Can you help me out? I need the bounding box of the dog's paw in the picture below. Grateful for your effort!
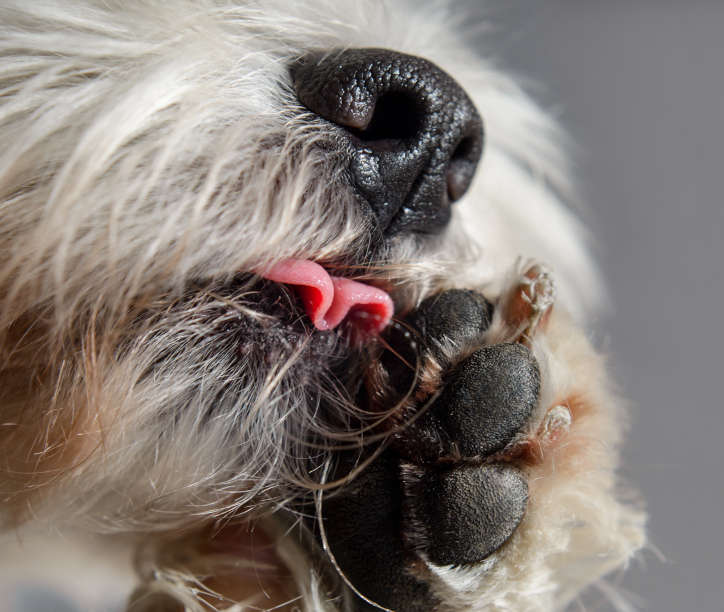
[381,290,539,464]
[320,288,544,611]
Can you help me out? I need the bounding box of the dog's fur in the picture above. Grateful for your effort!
[0,1,645,610]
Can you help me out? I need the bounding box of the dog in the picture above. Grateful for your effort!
[0,1,645,610]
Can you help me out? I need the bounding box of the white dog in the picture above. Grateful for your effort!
[0,1,645,610]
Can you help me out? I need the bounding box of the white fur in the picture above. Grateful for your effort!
[0,1,644,610]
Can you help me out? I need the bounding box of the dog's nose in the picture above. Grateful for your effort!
[292,49,483,236]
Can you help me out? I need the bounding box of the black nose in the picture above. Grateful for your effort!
[292,48,484,237]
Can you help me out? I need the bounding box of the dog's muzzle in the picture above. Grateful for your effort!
[292,48,484,237]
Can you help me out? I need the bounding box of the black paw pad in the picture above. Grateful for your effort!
[323,453,440,612]
[390,345,539,464]
[404,463,528,566]
[406,289,494,357]
[430,343,539,457]
[383,289,493,368]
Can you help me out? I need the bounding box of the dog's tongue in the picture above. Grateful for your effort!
[262,259,393,333]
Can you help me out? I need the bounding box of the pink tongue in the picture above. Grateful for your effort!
[262,259,393,333]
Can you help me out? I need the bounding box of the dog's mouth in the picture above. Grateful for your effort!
[260,258,394,336]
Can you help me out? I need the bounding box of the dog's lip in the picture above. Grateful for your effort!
[260,258,394,333]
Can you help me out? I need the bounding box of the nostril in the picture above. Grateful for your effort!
[352,92,423,145]
[447,132,482,202]
[451,136,475,162]
[446,160,471,203]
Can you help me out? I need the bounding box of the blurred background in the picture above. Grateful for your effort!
[479,2,724,611]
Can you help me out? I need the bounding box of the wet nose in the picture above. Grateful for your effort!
[291,48,484,237]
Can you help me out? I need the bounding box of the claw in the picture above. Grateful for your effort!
[503,263,556,346]
[538,403,572,444]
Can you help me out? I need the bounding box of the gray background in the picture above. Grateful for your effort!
[477,2,724,611]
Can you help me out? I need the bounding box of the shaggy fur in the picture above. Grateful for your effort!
[0,1,645,610]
